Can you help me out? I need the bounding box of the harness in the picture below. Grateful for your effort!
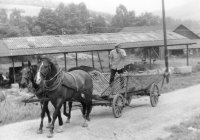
[66,72,78,92]
[42,69,62,91]
[42,69,79,92]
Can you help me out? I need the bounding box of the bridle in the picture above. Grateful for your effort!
[39,61,63,91]
[22,67,34,84]
[20,66,38,94]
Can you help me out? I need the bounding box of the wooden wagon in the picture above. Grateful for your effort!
[89,70,165,118]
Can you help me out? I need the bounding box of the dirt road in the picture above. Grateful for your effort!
[1,84,200,140]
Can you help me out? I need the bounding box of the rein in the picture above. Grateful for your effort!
[42,69,63,91]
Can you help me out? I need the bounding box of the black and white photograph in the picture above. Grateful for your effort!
[0,0,200,139]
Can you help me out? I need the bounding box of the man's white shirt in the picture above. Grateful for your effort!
[109,49,126,70]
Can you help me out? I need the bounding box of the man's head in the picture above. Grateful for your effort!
[115,43,121,52]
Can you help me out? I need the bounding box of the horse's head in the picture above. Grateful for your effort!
[20,61,35,88]
[35,58,57,85]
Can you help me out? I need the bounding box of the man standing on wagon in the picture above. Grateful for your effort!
[109,43,127,87]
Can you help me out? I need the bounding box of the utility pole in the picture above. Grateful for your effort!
[162,0,169,83]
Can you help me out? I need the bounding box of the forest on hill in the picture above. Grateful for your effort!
[0,1,199,38]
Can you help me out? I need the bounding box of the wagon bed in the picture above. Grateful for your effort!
[89,70,165,117]
[90,70,163,97]
[22,70,165,118]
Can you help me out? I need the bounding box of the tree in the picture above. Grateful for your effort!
[127,11,136,26]
[0,24,9,38]
[111,4,129,28]
[32,25,42,36]
[54,3,66,34]
[24,16,37,33]
[37,8,59,35]
[6,26,21,37]
[135,12,161,26]
[92,16,107,33]
[0,9,8,23]
[78,2,89,26]
[9,9,22,26]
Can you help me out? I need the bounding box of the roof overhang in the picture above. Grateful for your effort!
[0,31,196,57]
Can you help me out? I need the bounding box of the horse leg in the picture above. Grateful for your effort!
[84,90,93,122]
[55,110,63,133]
[66,101,72,123]
[45,101,52,128]
[80,101,88,127]
[85,100,92,121]
[37,102,46,134]
[63,101,69,123]
[47,98,63,138]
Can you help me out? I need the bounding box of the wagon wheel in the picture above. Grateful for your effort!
[112,94,124,118]
[149,83,159,107]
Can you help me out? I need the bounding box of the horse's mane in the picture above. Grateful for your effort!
[40,57,53,64]
[68,66,100,72]
[68,67,85,72]
[41,57,59,71]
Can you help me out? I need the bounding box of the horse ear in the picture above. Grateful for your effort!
[28,61,31,67]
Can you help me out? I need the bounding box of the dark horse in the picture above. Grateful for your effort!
[20,61,72,134]
[35,58,93,138]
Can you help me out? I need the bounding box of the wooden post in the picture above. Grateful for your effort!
[11,57,16,83]
[91,51,94,68]
[36,55,40,63]
[186,45,189,66]
[64,53,67,71]
[162,0,169,82]
[97,51,103,72]
[75,52,78,67]
[149,48,152,69]
[108,50,111,69]
[21,56,24,67]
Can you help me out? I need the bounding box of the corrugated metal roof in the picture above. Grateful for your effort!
[120,25,176,32]
[0,31,195,57]
[168,39,200,50]
[174,24,200,39]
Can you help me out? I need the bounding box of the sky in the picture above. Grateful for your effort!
[53,0,188,15]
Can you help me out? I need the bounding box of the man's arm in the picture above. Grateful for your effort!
[119,49,126,59]
[109,51,113,64]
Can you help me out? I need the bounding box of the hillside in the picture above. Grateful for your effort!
[167,0,200,21]
[154,0,200,21]
[0,0,55,8]
[0,0,113,20]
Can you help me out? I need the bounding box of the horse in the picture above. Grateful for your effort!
[20,61,71,134]
[35,58,93,138]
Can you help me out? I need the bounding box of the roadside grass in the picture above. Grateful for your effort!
[0,98,41,125]
[158,115,200,140]
[0,91,55,126]
[160,72,200,94]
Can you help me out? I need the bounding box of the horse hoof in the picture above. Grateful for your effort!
[66,119,70,123]
[86,117,91,121]
[37,129,43,134]
[56,128,63,133]
[47,132,53,138]
[46,123,51,128]
[82,123,88,127]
